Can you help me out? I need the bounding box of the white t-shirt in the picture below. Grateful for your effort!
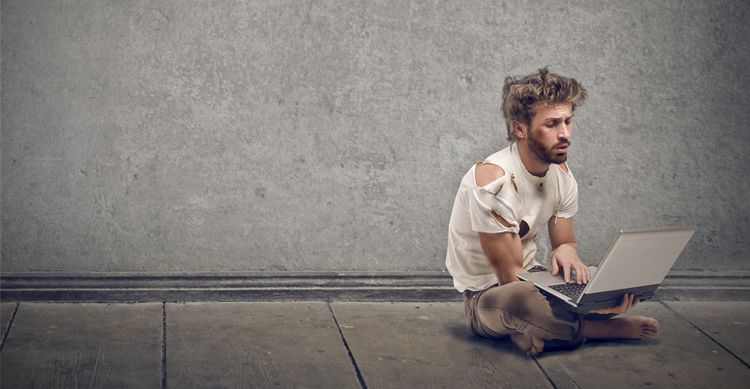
[445,143,579,292]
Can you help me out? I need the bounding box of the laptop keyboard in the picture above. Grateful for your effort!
[549,283,586,300]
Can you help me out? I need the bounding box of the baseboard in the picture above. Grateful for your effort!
[1,271,748,302]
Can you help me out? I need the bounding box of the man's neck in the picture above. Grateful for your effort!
[516,141,549,177]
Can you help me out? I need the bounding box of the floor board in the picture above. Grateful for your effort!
[0,302,162,389]
[331,301,553,389]
[0,302,16,341]
[535,302,750,389]
[665,301,750,365]
[166,302,360,389]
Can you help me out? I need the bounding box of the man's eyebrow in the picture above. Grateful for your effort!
[544,115,574,122]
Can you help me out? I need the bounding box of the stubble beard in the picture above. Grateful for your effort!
[528,131,569,165]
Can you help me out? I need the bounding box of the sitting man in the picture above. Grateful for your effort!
[445,67,659,356]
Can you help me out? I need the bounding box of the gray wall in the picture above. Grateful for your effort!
[2,0,748,273]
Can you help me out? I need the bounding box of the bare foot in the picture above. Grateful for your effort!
[510,332,544,356]
[584,315,660,340]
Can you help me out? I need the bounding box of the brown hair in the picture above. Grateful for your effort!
[501,66,587,141]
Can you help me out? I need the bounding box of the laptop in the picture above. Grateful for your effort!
[517,226,696,313]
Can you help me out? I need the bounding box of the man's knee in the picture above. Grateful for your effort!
[477,281,544,317]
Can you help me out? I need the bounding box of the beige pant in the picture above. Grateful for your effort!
[463,281,585,349]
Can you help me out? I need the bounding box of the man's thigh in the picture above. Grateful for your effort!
[465,282,540,338]
[468,281,582,341]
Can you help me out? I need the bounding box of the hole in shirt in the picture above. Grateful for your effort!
[519,220,530,238]
[490,211,512,228]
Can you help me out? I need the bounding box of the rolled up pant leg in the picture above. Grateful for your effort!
[464,281,584,348]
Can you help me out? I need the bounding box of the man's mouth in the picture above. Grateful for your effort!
[554,144,570,152]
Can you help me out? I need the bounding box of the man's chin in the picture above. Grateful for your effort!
[549,153,568,164]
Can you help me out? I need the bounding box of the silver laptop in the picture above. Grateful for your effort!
[517,226,696,313]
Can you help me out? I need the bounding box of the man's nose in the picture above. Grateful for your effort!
[558,124,571,140]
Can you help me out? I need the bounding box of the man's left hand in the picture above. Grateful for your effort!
[589,293,639,315]
[551,244,590,284]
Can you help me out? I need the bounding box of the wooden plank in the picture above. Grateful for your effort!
[1,302,16,338]
[331,302,552,389]
[535,302,750,388]
[166,302,360,388]
[665,301,750,365]
[0,302,162,388]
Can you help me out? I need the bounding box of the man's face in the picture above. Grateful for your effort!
[524,102,573,165]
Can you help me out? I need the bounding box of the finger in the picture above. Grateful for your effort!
[574,264,582,284]
[562,264,570,283]
[632,296,639,309]
[584,266,591,284]
[626,294,635,311]
[622,294,632,312]
[551,257,559,276]
[617,294,629,312]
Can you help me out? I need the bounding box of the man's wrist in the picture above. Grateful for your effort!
[497,266,526,285]
[555,242,578,251]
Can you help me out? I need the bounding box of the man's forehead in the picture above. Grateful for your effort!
[532,102,573,120]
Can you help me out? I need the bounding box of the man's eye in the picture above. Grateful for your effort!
[546,123,555,128]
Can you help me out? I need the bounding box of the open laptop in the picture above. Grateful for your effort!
[517,226,696,313]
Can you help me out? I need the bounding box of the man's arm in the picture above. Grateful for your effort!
[475,162,525,284]
[548,217,590,284]
[478,231,525,285]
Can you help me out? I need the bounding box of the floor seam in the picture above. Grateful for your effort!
[327,302,368,389]
[161,302,168,389]
[0,302,20,351]
[660,301,749,369]
[531,356,559,389]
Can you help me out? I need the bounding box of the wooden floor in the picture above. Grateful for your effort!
[0,301,748,388]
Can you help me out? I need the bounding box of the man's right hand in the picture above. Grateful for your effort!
[588,293,639,315]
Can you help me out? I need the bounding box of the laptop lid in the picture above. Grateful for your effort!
[583,226,696,296]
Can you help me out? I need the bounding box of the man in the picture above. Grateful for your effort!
[445,67,659,356]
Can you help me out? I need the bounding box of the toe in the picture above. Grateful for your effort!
[529,337,544,356]
[511,333,544,356]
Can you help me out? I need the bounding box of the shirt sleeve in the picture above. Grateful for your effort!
[467,173,522,234]
[554,172,578,219]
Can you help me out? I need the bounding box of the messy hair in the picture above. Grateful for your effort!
[501,66,587,141]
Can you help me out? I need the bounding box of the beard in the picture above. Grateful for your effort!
[527,131,569,165]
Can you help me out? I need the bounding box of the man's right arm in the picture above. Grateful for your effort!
[474,162,525,285]
[479,231,525,284]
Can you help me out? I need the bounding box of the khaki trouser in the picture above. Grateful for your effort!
[463,281,585,350]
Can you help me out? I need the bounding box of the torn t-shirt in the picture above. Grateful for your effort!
[445,142,579,292]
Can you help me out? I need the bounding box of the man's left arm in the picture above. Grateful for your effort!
[548,217,590,284]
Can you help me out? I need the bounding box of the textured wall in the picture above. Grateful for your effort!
[2,0,748,272]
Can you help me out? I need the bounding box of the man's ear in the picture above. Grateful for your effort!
[513,121,528,140]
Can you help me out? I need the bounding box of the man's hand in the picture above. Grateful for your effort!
[589,293,639,315]
[550,244,590,284]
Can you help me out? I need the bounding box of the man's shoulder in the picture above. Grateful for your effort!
[475,145,515,187]
[551,162,578,200]
[552,162,576,181]
[475,162,506,187]
[483,144,513,165]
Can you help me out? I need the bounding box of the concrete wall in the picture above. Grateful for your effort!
[2,0,748,273]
